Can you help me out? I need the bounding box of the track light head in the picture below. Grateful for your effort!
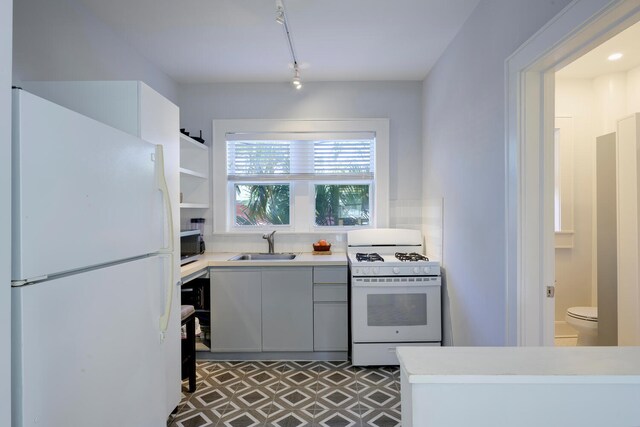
[275,0,285,24]
[292,66,302,89]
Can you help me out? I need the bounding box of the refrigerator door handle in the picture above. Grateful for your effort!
[155,145,176,340]
[155,145,174,253]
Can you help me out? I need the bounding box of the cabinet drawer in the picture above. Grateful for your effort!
[313,284,347,302]
[313,267,347,284]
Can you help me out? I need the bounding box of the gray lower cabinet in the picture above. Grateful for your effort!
[210,270,262,352]
[262,268,313,351]
[314,302,348,351]
[209,265,347,355]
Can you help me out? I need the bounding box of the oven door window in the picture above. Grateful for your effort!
[367,294,427,326]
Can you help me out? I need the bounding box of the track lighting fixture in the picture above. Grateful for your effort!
[275,0,303,90]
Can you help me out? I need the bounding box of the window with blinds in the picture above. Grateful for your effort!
[226,133,375,228]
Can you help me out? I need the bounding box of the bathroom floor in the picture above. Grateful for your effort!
[168,360,401,427]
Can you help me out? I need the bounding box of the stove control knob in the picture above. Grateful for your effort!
[354,268,361,275]
[363,267,370,274]
[373,267,380,275]
[393,267,400,274]
[413,267,420,274]
[423,267,431,274]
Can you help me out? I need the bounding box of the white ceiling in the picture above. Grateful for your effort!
[75,0,480,84]
[557,20,640,79]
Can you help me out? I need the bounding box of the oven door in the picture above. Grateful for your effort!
[351,276,441,343]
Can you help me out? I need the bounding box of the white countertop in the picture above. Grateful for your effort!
[397,346,640,384]
[181,252,348,278]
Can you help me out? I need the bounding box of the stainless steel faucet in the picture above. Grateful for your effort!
[263,230,276,254]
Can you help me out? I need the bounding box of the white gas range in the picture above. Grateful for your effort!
[347,229,442,366]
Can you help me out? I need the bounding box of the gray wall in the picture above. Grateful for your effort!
[178,81,424,203]
[421,0,572,345]
[1,0,11,424]
[12,0,178,103]
[597,133,617,346]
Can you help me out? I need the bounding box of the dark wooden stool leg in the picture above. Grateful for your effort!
[186,315,196,392]
[181,312,197,393]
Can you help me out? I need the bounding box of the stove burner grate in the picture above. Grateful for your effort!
[355,253,384,262]
[395,252,429,262]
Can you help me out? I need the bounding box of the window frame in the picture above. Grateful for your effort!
[553,117,575,249]
[212,119,390,233]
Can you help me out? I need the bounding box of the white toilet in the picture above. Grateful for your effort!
[565,306,598,346]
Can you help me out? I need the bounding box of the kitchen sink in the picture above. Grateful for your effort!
[229,253,297,261]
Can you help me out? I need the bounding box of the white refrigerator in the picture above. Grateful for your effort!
[11,89,179,426]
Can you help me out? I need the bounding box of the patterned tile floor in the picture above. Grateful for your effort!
[168,361,401,427]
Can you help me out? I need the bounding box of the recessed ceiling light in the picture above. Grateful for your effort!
[608,52,623,61]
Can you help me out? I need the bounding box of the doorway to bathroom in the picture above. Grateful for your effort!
[505,0,640,346]
[552,20,640,347]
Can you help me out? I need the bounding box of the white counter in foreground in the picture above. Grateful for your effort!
[397,346,640,427]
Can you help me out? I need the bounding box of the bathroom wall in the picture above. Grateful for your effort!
[628,67,640,113]
[593,72,629,135]
[555,64,640,322]
[555,78,596,321]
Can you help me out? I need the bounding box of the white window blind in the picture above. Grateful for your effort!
[313,141,372,176]
[226,133,375,181]
[227,140,291,178]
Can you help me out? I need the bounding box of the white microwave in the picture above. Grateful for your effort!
[180,230,205,265]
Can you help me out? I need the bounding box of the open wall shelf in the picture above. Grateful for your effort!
[180,133,210,209]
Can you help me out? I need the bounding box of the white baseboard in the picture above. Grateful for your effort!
[555,320,577,338]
